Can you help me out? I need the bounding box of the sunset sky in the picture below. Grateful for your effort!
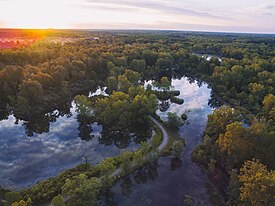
[0,0,275,33]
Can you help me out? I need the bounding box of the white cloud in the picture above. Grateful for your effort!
[0,1,274,34]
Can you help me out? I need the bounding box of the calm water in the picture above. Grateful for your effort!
[0,77,222,205]
[0,88,139,189]
[106,77,217,206]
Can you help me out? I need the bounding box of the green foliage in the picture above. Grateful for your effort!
[130,59,146,73]
[11,198,32,206]
[193,105,275,205]
[142,50,158,66]
[95,86,157,130]
[51,195,65,206]
[226,169,241,206]
[263,94,275,130]
[74,95,93,116]
[20,164,96,205]
[205,106,241,141]
[62,174,102,206]
[98,157,116,176]
[119,151,133,175]
[1,30,275,206]
[151,128,162,149]
[171,140,185,158]
[118,70,141,93]
[107,76,118,93]
[239,159,275,206]
[170,96,184,104]
[181,113,188,121]
[5,191,22,206]
[183,194,193,206]
[166,112,184,128]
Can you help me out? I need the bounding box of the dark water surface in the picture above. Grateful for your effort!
[0,88,139,189]
[106,77,216,206]
[0,77,222,206]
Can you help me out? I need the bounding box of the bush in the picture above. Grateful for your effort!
[170,96,184,104]
[51,194,65,206]
[5,191,22,205]
[171,140,185,158]
[166,112,183,128]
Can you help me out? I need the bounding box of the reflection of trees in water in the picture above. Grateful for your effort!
[21,102,72,137]
[0,106,9,121]
[99,129,131,149]
[133,161,159,185]
[98,189,118,206]
[99,161,159,205]
[170,157,182,171]
[121,177,133,197]
[159,100,170,112]
[98,123,152,149]
[23,115,50,137]
[77,115,94,141]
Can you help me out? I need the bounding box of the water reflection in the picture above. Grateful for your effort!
[100,161,159,206]
[0,87,144,189]
[99,123,152,149]
[105,76,221,206]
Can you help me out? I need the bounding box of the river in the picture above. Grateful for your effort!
[102,76,221,206]
[0,88,141,189]
[0,76,223,205]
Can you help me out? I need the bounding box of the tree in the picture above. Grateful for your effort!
[0,65,23,96]
[51,195,65,206]
[142,50,158,66]
[171,140,185,158]
[120,151,133,175]
[153,76,171,91]
[62,174,102,206]
[156,57,173,72]
[226,169,241,206]
[263,94,275,130]
[18,80,44,107]
[107,76,118,93]
[118,70,141,93]
[205,107,241,140]
[11,198,32,206]
[239,159,275,206]
[118,75,131,93]
[5,191,22,206]
[123,70,141,85]
[166,112,183,128]
[98,157,116,176]
[95,88,157,130]
[217,122,253,169]
[130,59,146,73]
[74,95,93,116]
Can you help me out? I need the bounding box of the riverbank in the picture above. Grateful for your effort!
[2,114,178,206]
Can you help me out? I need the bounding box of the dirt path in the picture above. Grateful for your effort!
[46,115,169,205]
[149,116,169,152]
[111,115,169,178]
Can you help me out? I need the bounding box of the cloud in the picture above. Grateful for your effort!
[236,1,275,16]
[73,20,275,34]
[0,1,275,37]
[154,21,275,33]
[84,0,229,20]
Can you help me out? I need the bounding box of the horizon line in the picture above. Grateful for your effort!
[0,27,275,35]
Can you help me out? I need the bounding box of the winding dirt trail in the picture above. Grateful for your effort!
[111,115,169,178]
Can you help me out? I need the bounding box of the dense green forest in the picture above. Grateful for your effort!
[0,30,274,206]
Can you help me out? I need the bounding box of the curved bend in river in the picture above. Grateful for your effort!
[106,76,221,206]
